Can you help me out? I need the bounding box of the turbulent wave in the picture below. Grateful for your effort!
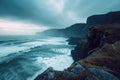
[0,37,74,80]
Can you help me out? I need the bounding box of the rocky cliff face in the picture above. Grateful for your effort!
[66,20,120,62]
[71,24,120,61]
[35,24,120,80]
[34,11,120,80]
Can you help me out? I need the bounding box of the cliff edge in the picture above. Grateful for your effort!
[34,11,120,80]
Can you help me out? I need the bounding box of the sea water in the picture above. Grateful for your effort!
[0,37,74,80]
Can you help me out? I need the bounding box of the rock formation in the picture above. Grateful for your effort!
[35,11,120,80]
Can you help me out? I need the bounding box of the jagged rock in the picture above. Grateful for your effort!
[90,24,120,44]
[35,62,119,80]
[80,41,120,78]
[71,24,120,62]
[35,67,57,80]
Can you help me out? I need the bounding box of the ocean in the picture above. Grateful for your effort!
[0,37,74,80]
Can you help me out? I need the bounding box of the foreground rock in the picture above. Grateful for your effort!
[35,60,119,80]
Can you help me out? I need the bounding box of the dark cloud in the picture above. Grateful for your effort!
[0,0,68,28]
[0,0,120,28]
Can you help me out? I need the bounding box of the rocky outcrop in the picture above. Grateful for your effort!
[66,37,87,45]
[71,24,120,61]
[80,41,120,78]
[67,37,88,61]
[89,24,120,44]
[35,60,119,80]
[71,41,89,61]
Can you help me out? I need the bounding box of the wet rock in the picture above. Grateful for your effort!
[35,67,57,80]
[35,62,119,80]
[88,68,119,80]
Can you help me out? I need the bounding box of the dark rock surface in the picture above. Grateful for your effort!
[67,37,87,45]
[71,41,88,61]
[71,24,120,61]
[35,62,119,80]
[79,24,120,79]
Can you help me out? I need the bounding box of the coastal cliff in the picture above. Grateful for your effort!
[34,11,120,80]
[37,23,87,38]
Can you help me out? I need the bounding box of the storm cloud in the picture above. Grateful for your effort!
[0,0,120,28]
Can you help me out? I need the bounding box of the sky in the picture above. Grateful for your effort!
[0,0,120,35]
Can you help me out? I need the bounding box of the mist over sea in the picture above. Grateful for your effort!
[0,36,74,80]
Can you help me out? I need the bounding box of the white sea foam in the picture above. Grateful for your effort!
[0,37,68,58]
[36,55,73,71]
[0,46,28,58]
[51,48,71,55]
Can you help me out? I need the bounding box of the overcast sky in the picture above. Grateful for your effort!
[0,0,120,35]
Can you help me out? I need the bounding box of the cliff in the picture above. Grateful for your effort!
[34,11,120,80]
[71,24,120,61]
[35,24,120,80]
[37,23,87,38]
[38,11,120,38]
[70,11,120,61]
[80,24,120,77]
